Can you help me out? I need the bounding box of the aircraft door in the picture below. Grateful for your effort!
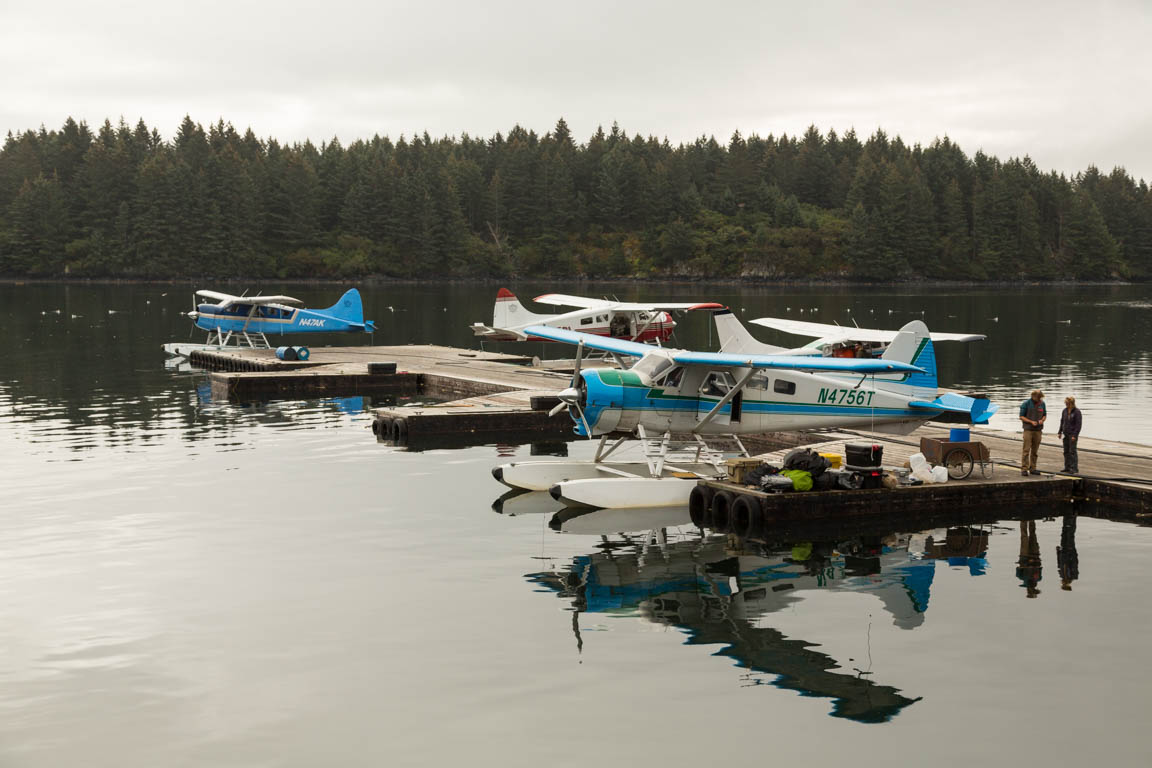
[698,370,738,427]
[609,313,631,338]
[652,365,697,421]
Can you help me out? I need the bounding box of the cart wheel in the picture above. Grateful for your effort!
[946,448,974,479]
[979,460,995,479]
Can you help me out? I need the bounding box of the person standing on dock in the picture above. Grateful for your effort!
[1057,396,1082,474]
[1019,389,1047,476]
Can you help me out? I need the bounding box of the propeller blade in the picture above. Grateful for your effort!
[574,403,593,439]
[570,341,584,387]
[548,401,568,417]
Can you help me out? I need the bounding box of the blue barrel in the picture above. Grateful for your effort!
[294,346,310,361]
[275,346,298,361]
[949,427,971,442]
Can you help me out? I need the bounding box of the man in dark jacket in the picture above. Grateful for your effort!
[1057,396,1082,473]
[1018,389,1046,476]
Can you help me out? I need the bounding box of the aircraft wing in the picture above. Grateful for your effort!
[196,289,240,302]
[531,294,725,313]
[194,290,302,306]
[522,326,923,374]
[532,294,615,310]
[244,295,303,305]
[670,350,923,374]
[613,302,727,312]
[751,317,985,343]
[522,326,656,356]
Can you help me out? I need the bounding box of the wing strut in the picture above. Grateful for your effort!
[693,369,755,433]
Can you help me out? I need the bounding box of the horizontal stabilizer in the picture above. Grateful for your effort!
[908,393,999,424]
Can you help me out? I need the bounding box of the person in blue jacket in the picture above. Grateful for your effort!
[1057,396,1082,474]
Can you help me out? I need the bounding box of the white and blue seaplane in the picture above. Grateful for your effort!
[163,288,376,357]
[494,310,997,509]
[716,313,986,358]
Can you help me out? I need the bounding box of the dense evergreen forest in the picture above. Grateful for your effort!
[1,116,1150,281]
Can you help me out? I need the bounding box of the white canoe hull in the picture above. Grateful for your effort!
[549,477,701,509]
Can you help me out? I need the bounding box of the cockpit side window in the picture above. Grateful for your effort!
[700,371,734,397]
[662,366,684,389]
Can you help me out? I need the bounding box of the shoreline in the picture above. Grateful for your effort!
[0,276,1144,288]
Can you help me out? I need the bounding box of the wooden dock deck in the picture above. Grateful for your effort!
[694,423,1152,536]
[182,344,1152,514]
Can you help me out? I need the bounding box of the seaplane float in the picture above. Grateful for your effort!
[493,310,997,509]
[162,288,376,357]
[470,288,724,344]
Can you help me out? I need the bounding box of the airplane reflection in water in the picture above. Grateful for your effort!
[525,507,1027,724]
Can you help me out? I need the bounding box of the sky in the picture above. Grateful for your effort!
[2,0,1150,180]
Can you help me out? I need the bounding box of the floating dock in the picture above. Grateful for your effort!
[693,423,1152,536]
[180,343,1152,514]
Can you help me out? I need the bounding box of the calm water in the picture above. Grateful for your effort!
[1,282,1151,766]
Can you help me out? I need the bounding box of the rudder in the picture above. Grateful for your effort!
[881,320,937,394]
[714,309,788,354]
[324,288,365,323]
[492,288,544,328]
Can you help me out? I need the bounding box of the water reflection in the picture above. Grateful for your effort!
[528,510,1082,724]
[1058,514,1079,591]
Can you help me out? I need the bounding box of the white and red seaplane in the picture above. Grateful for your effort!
[470,289,724,344]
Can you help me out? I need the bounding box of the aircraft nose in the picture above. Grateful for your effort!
[186,311,199,319]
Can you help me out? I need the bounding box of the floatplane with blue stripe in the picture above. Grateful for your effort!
[494,311,997,508]
[162,288,376,356]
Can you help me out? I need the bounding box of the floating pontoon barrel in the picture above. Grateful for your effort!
[275,346,298,361]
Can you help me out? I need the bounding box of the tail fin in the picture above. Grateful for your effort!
[324,288,366,323]
[881,320,937,395]
[492,288,545,328]
[714,309,789,354]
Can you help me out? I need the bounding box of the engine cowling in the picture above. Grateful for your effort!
[572,368,653,436]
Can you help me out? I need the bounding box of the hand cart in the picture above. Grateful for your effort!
[919,437,993,480]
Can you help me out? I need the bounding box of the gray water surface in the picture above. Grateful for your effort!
[1,283,1150,766]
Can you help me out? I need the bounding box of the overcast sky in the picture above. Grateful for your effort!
[3,0,1150,180]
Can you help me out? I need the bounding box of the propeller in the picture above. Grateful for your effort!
[187,293,198,338]
[548,340,593,437]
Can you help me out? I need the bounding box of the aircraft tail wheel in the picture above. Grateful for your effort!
[710,491,736,532]
[689,485,715,527]
[733,494,762,538]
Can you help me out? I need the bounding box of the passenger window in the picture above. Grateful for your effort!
[749,371,771,389]
[774,379,796,395]
[580,317,593,325]
[663,367,685,389]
